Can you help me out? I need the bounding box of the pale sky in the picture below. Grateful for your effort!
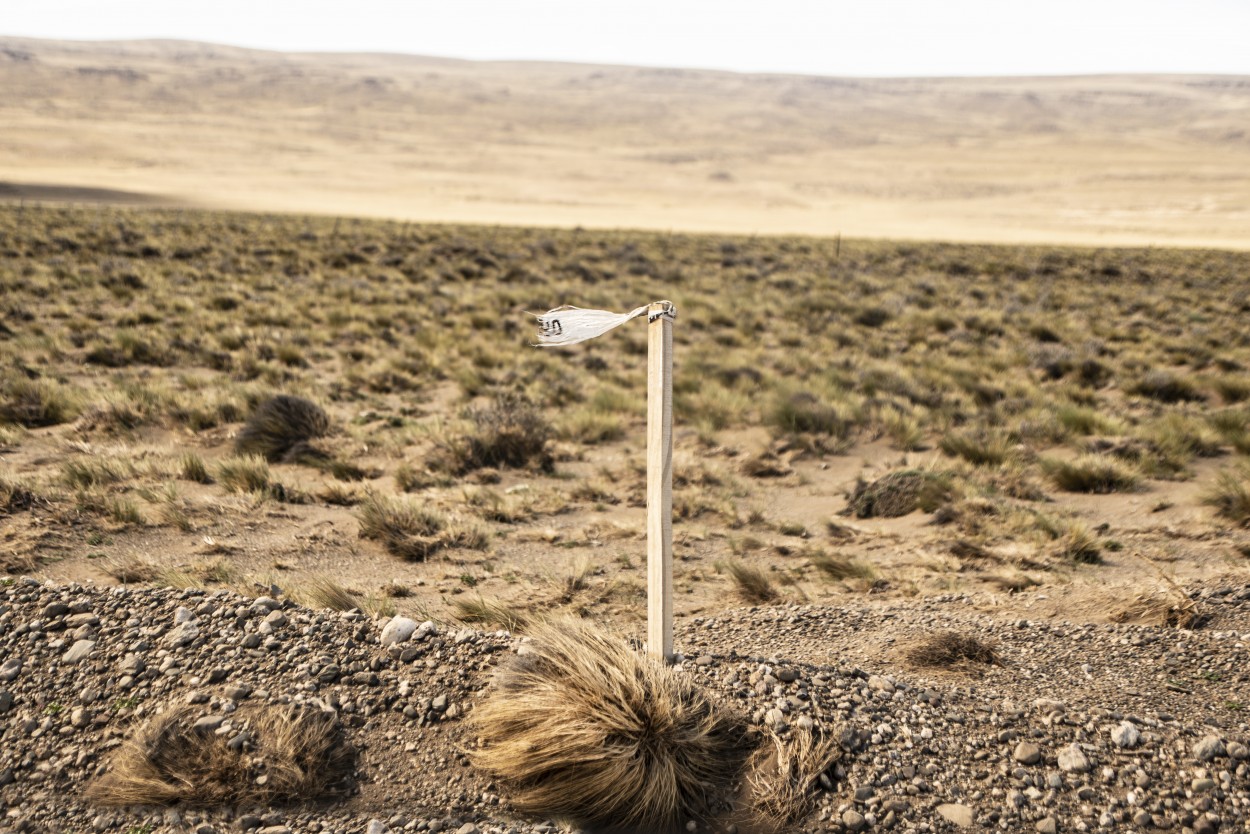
[5,0,1250,77]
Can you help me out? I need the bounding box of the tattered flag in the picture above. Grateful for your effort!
[533,301,675,347]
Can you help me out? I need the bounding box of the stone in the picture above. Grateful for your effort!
[1058,743,1090,774]
[415,620,438,640]
[70,707,91,728]
[165,621,199,647]
[867,675,895,693]
[937,803,975,828]
[1227,740,1248,760]
[1132,810,1153,828]
[173,606,195,624]
[264,610,288,628]
[1014,741,1042,765]
[193,715,226,733]
[366,821,388,834]
[380,617,418,646]
[42,602,70,618]
[0,690,12,713]
[777,668,799,683]
[62,639,96,664]
[764,708,788,730]
[1035,816,1057,834]
[455,826,480,834]
[1193,735,1226,762]
[842,809,867,831]
[1110,721,1140,749]
[0,657,20,682]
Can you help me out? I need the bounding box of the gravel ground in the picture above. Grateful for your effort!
[1,579,1248,834]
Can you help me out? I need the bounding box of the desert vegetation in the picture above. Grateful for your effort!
[0,204,1247,626]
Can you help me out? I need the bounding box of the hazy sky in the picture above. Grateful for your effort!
[6,0,1250,77]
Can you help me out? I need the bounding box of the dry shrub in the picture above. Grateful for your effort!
[1204,466,1250,526]
[87,704,354,807]
[0,376,79,427]
[0,477,39,515]
[1043,454,1141,494]
[454,595,531,632]
[844,470,953,519]
[1110,592,1203,628]
[234,394,330,462]
[906,631,999,667]
[747,729,841,830]
[432,394,553,474]
[471,618,754,832]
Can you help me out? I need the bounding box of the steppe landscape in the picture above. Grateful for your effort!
[0,36,1248,834]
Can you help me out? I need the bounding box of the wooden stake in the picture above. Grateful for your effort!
[646,302,674,661]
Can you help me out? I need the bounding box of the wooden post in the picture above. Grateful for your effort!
[646,302,674,661]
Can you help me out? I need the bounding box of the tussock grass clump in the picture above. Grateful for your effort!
[356,493,488,560]
[295,574,363,611]
[769,391,857,448]
[1043,454,1141,493]
[179,452,212,484]
[454,595,531,632]
[810,553,877,583]
[216,455,272,495]
[906,631,999,667]
[433,394,553,474]
[939,429,1012,467]
[0,376,79,427]
[844,470,954,518]
[234,394,330,462]
[1055,522,1103,564]
[471,618,754,832]
[0,476,39,515]
[86,704,354,807]
[1204,466,1250,525]
[1129,370,1205,404]
[720,560,779,603]
[748,729,841,829]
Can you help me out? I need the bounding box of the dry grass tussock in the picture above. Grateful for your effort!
[843,469,954,519]
[747,729,842,831]
[905,631,999,667]
[234,394,329,462]
[86,703,354,807]
[471,618,754,832]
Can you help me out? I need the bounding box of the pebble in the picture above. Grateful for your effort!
[1193,735,1226,762]
[1014,741,1042,765]
[842,809,867,831]
[380,617,418,645]
[62,639,95,664]
[1110,720,1140,749]
[1057,743,1090,774]
[937,803,975,828]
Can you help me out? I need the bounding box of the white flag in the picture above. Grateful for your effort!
[533,301,674,347]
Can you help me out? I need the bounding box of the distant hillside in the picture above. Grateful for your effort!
[2,36,1249,247]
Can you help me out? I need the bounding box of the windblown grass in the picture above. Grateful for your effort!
[471,618,754,832]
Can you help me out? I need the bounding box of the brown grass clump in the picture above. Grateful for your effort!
[234,394,330,462]
[0,376,79,427]
[905,631,999,667]
[1110,592,1203,628]
[747,729,841,830]
[432,394,553,474]
[86,704,354,807]
[721,560,779,603]
[356,493,488,560]
[471,618,754,832]
[843,470,953,519]
[1203,466,1250,526]
[1042,454,1141,494]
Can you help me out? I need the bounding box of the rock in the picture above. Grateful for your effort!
[380,617,418,646]
[366,821,388,834]
[777,668,799,683]
[1110,721,1140,749]
[193,715,226,733]
[1191,778,1215,792]
[1035,816,1057,834]
[1132,809,1153,828]
[415,620,438,640]
[42,602,70,618]
[1193,735,1226,762]
[1014,741,1042,765]
[0,690,11,713]
[0,657,19,682]
[842,809,867,831]
[173,606,195,624]
[225,684,253,700]
[264,610,288,628]
[455,826,480,834]
[937,803,975,828]
[62,639,95,664]
[70,707,91,728]
[1057,744,1090,773]
[867,675,895,693]
[1227,740,1248,760]
[165,621,199,648]
[764,708,788,730]
[118,654,145,676]
[1193,816,1218,834]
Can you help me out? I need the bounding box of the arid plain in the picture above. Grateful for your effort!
[2,37,1250,248]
